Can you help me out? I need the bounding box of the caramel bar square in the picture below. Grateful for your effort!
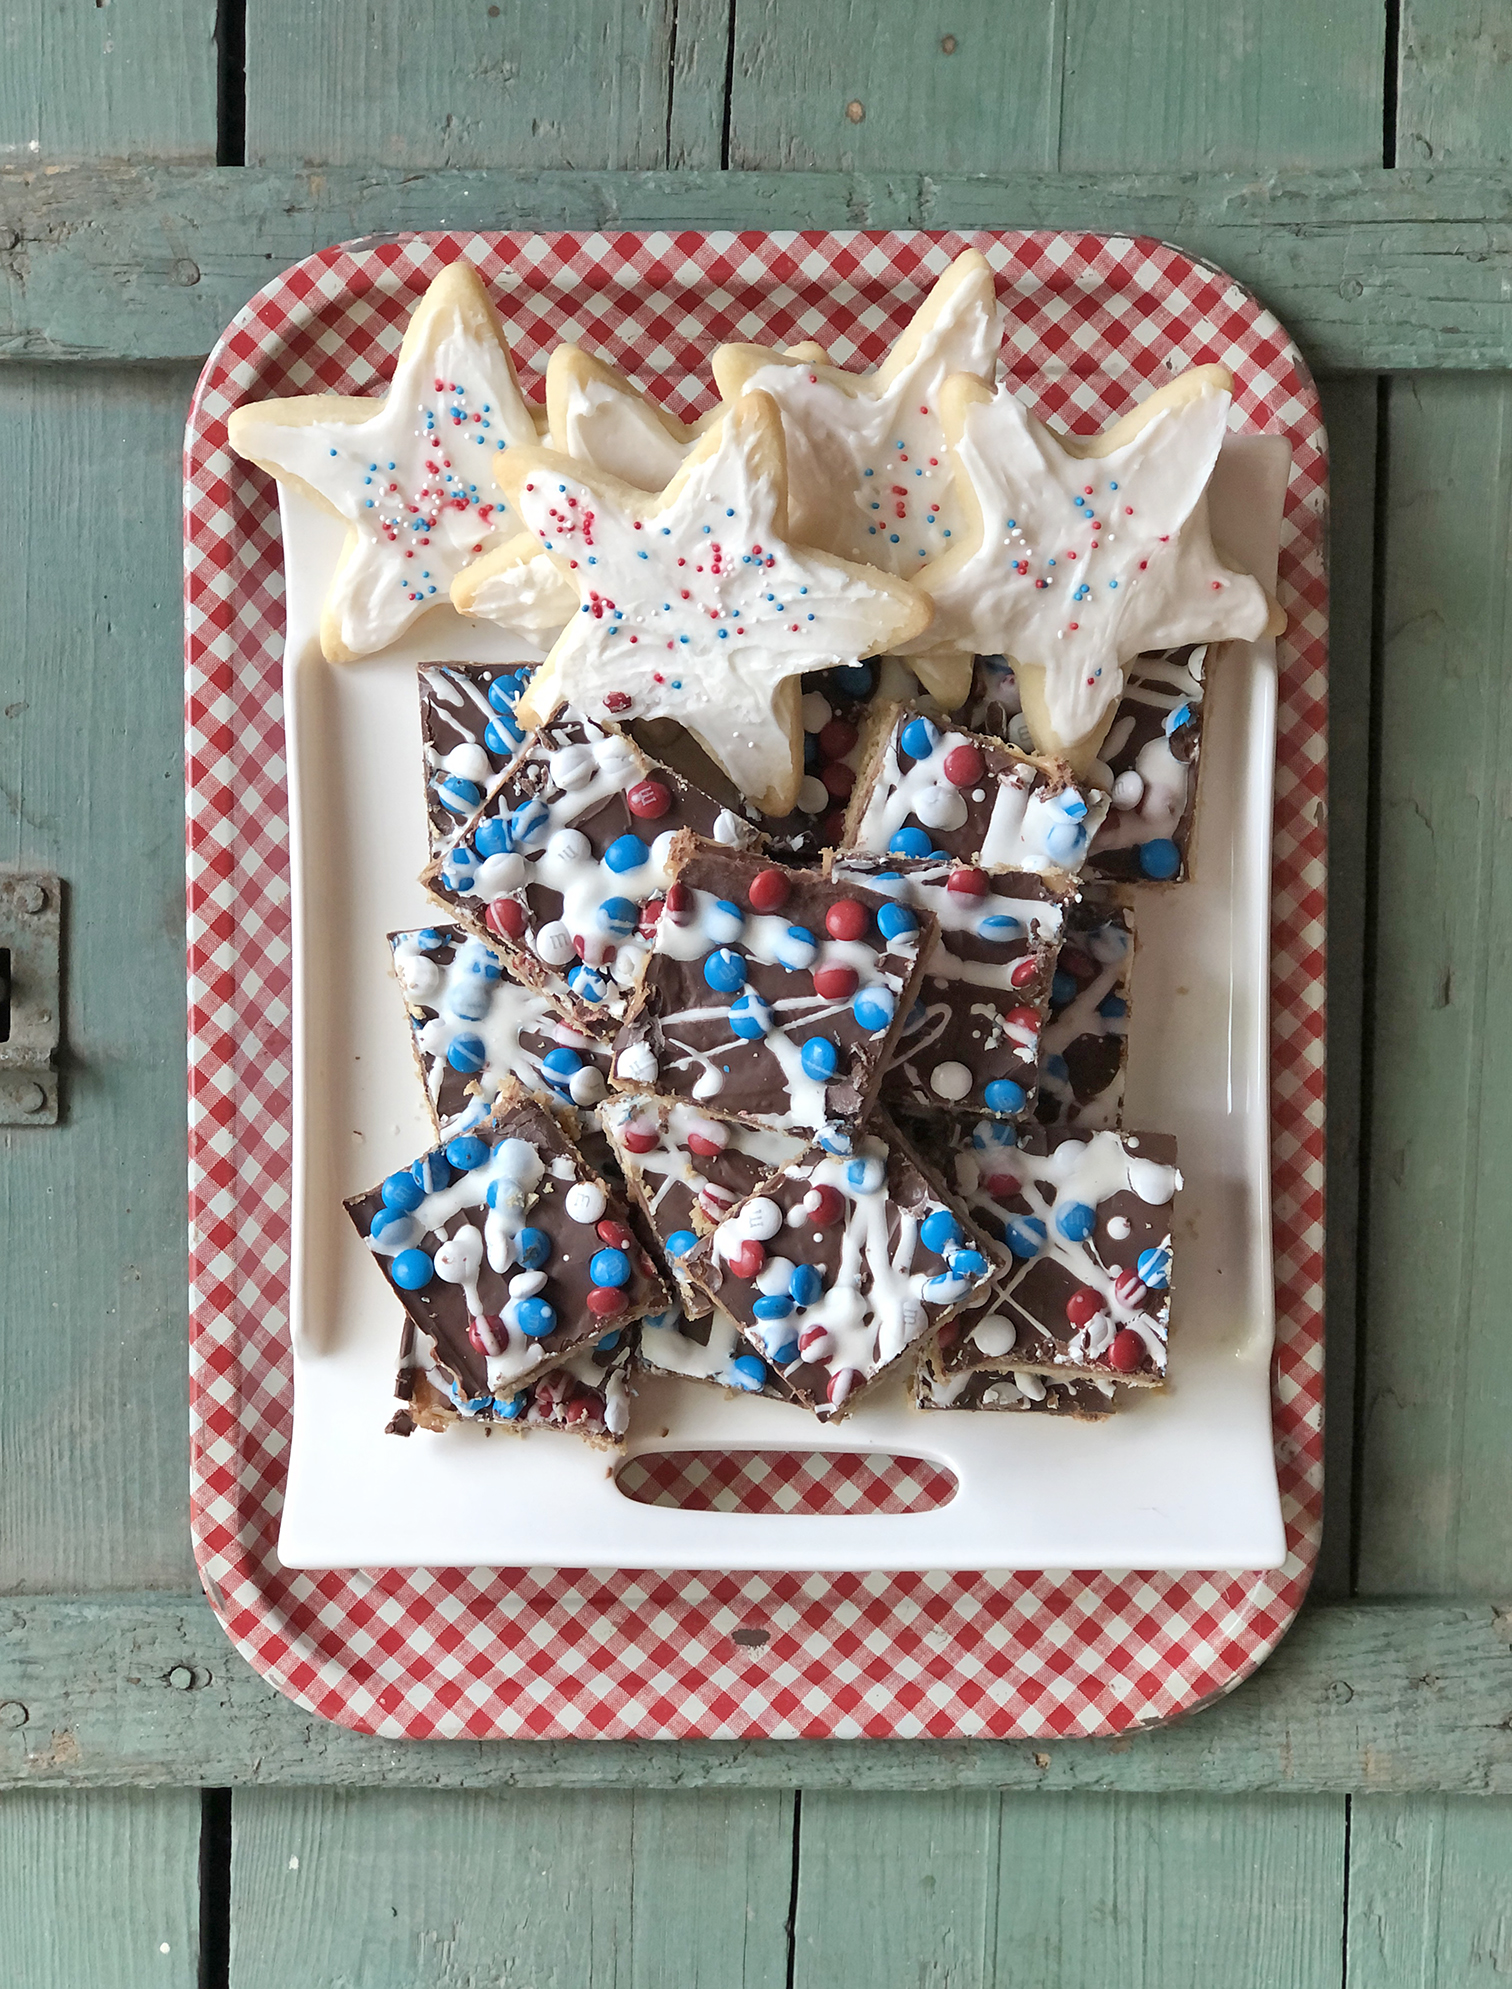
[419,662,536,855]
[422,718,760,1027]
[830,853,1071,1119]
[347,1082,669,1417]
[684,1121,1000,1421]
[634,1303,791,1399]
[599,1093,807,1316]
[389,1318,635,1445]
[843,705,1108,876]
[924,1117,1180,1387]
[390,926,613,1136]
[1035,888,1134,1130]
[611,835,936,1138]
[914,1361,1117,1417]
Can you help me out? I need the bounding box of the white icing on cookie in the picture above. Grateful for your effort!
[495,392,932,815]
[452,533,579,645]
[712,249,1003,576]
[899,369,1272,752]
[228,262,538,662]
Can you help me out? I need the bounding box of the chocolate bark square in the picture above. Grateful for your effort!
[1035,888,1134,1130]
[611,835,936,1139]
[967,648,1205,885]
[599,1093,807,1316]
[683,1121,1000,1421]
[419,661,537,855]
[843,704,1108,876]
[388,1318,635,1444]
[914,1361,1117,1417]
[635,1303,791,1399]
[347,1082,669,1418]
[920,1117,1180,1387]
[829,853,1071,1119]
[390,926,613,1135]
[421,717,760,1028]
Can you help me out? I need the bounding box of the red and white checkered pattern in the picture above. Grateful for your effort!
[185,229,1326,1741]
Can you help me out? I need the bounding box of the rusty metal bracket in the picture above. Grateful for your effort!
[0,870,61,1125]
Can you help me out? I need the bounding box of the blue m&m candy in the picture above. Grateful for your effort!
[979,914,1024,943]
[1043,1053,1070,1083]
[666,1229,698,1259]
[789,1262,824,1307]
[803,731,821,768]
[369,1206,418,1248]
[474,815,513,859]
[852,986,895,1032]
[729,1354,768,1392]
[754,1292,794,1320]
[877,901,919,942]
[920,1208,962,1254]
[1138,838,1181,881]
[1098,993,1127,1020]
[434,774,482,817]
[495,1391,528,1420]
[508,796,551,848]
[832,661,875,698]
[604,833,649,873]
[846,1154,886,1194]
[952,1248,989,1280]
[590,1247,631,1288]
[888,826,933,859]
[445,1134,489,1172]
[1051,971,1078,1007]
[1163,699,1195,738]
[596,1329,623,1353]
[513,1296,556,1337]
[440,845,478,892]
[705,898,746,944]
[391,1248,434,1291]
[487,670,525,712]
[984,1078,1027,1115]
[1045,820,1087,863]
[568,962,610,1002]
[730,990,773,1040]
[1006,1215,1048,1258]
[381,1170,425,1213]
[515,1228,551,1269]
[1056,1201,1097,1242]
[775,923,818,970]
[801,1036,839,1080]
[412,1150,452,1193]
[1058,792,1089,823]
[1137,1245,1172,1290]
[598,895,638,936]
[541,1046,582,1091]
[900,715,939,761]
[704,948,747,993]
[485,713,524,754]
[447,975,491,1024]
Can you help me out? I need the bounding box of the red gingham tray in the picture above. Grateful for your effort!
[184,229,1326,1741]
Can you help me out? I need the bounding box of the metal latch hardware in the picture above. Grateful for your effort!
[0,871,61,1125]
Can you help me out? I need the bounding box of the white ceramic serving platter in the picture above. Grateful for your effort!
[275,432,1291,1574]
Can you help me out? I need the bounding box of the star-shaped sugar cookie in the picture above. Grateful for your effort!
[898,365,1283,770]
[713,249,1002,708]
[492,390,932,815]
[228,262,538,663]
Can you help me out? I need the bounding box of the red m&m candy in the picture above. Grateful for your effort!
[687,1121,729,1158]
[664,882,693,924]
[485,897,525,940]
[820,760,855,801]
[1108,1328,1145,1373]
[817,717,858,760]
[802,1183,844,1226]
[748,867,790,912]
[942,743,984,787]
[621,1122,660,1154]
[726,1238,766,1280]
[1114,1268,1147,1308]
[813,964,859,1000]
[587,1285,626,1317]
[596,1218,632,1248]
[1009,958,1040,988]
[627,779,672,819]
[947,867,988,897]
[824,898,869,941]
[1065,1286,1104,1328]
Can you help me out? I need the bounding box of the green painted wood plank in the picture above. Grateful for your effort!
[230,1787,792,1988]
[1056,0,1385,171]
[10,163,1512,369]
[244,0,675,170]
[1399,1,1512,168]
[1347,1795,1512,1986]
[724,1,1382,176]
[1356,374,1512,1596]
[0,0,217,164]
[667,0,735,171]
[2,1594,1509,1792]
[727,3,1063,175]
[0,366,199,1594]
[791,1790,1347,1988]
[0,1788,201,1987]
[1313,375,1379,1600]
